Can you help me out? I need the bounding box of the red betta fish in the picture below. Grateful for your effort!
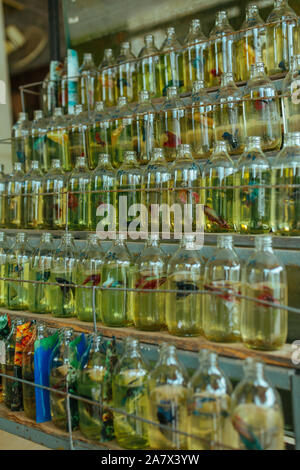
[135,276,166,290]
[95,132,106,147]
[83,274,101,286]
[255,285,279,307]
[68,193,79,210]
[163,131,181,149]
[178,190,200,204]
[204,205,230,229]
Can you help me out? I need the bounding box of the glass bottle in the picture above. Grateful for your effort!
[229,358,285,449]
[0,233,10,307]
[213,72,244,155]
[98,49,116,108]
[90,152,116,232]
[46,107,71,172]
[241,236,288,350]
[137,34,160,98]
[0,165,7,228]
[79,53,97,112]
[207,11,236,87]
[87,101,112,170]
[170,144,201,234]
[235,136,271,234]
[158,86,186,162]
[158,27,184,96]
[133,235,167,331]
[113,337,149,449]
[203,235,241,342]
[243,62,282,152]
[142,148,171,235]
[78,334,116,441]
[272,132,300,235]
[266,0,298,75]
[69,104,89,169]
[11,112,32,169]
[166,234,203,337]
[43,159,67,230]
[2,318,24,409]
[61,57,68,115]
[202,141,235,232]
[148,343,188,450]
[30,110,50,173]
[236,4,266,82]
[282,54,300,134]
[68,156,91,231]
[6,233,32,310]
[116,151,143,230]
[22,323,48,420]
[42,60,64,117]
[49,327,76,430]
[182,19,209,92]
[76,234,104,322]
[28,233,55,314]
[48,233,77,318]
[6,162,24,229]
[187,349,233,450]
[23,160,44,229]
[132,90,158,166]
[115,42,137,103]
[110,96,134,168]
[185,80,214,160]
[101,234,134,327]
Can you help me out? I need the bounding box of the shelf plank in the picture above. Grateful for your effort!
[1,308,296,371]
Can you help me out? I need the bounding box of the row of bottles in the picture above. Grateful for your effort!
[4,133,300,235]
[0,231,288,351]
[42,0,300,112]
[1,323,285,450]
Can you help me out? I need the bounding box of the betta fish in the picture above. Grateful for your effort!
[55,278,76,297]
[83,274,101,286]
[204,205,230,229]
[68,193,78,210]
[222,129,239,150]
[37,271,51,283]
[255,285,279,307]
[135,276,166,290]
[210,69,221,78]
[232,414,263,450]
[117,78,130,89]
[176,281,198,299]
[163,131,182,149]
[254,99,269,111]
[244,178,259,208]
[16,151,25,164]
[191,57,204,70]
[178,190,200,204]
[278,61,287,72]
[95,132,106,147]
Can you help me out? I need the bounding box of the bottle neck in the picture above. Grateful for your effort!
[290,54,300,72]
[176,145,194,162]
[40,233,53,245]
[34,110,43,120]
[245,4,261,22]
[255,236,273,253]
[166,86,179,100]
[123,151,138,165]
[82,53,95,67]
[274,0,288,9]
[243,359,265,381]
[150,148,166,164]
[124,338,142,358]
[215,11,230,28]
[75,157,87,169]
[217,235,233,250]
[180,236,196,251]
[198,349,218,369]
[104,49,114,62]
[36,325,47,340]
[284,132,300,148]
[250,62,266,80]
[87,234,100,248]
[95,101,105,113]
[221,73,236,88]
[54,108,63,118]
[245,136,263,153]
[51,159,62,170]
[138,90,151,104]
[60,234,75,249]
[15,233,28,245]
[159,345,179,365]
[144,34,155,48]
[212,141,229,157]
[18,112,28,122]
[192,80,205,95]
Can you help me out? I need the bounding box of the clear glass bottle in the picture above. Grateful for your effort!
[101,234,134,327]
[87,101,112,170]
[266,0,298,75]
[142,148,171,235]
[187,349,233,450]
[48,233,77,318]
[166,234,203,337]
[158,27,184,96]
[148,343,188,450]
[272,132,300,235]
[22,323,48,420]
[46,107,71,172]
[213,72,244,155]
[133,235,167,331]
[137,34,160,98]
[28,233,54,314]
[2,318,24,409]
[6,233,32,310]
[229,358,285,449]
[68,156,91,231]
[49,327,76,430]
[115,42,137,103]
[110,96,134,168]
[116,151,143,230]
[282,54,300,134]
[0,165,7,229]
[236,4,266,82]
[158,86,186,162]
[43,159,67,230]
[6,162,24,229]
[243,62,282,152]
[61,57,69,115]
[202,141,235,232]
[30,110,50,173]
[235,136,271,234]
[170,144,201,234]
[98,49,116,108]
[182,19,209,92]
[23,160,44,229]
[90,152,116,232]
[69,104,89,169]
[203,235,241,342]
[241,236,288,350]
[11,112,32,169]
[76,234,104,322]
[79,53,98,111]
[113,337,149,449]
[0,233,10,307]
[132,90,158,166]
[42,60,64,117]
[208,11,236,87]
[185,80,214,160]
